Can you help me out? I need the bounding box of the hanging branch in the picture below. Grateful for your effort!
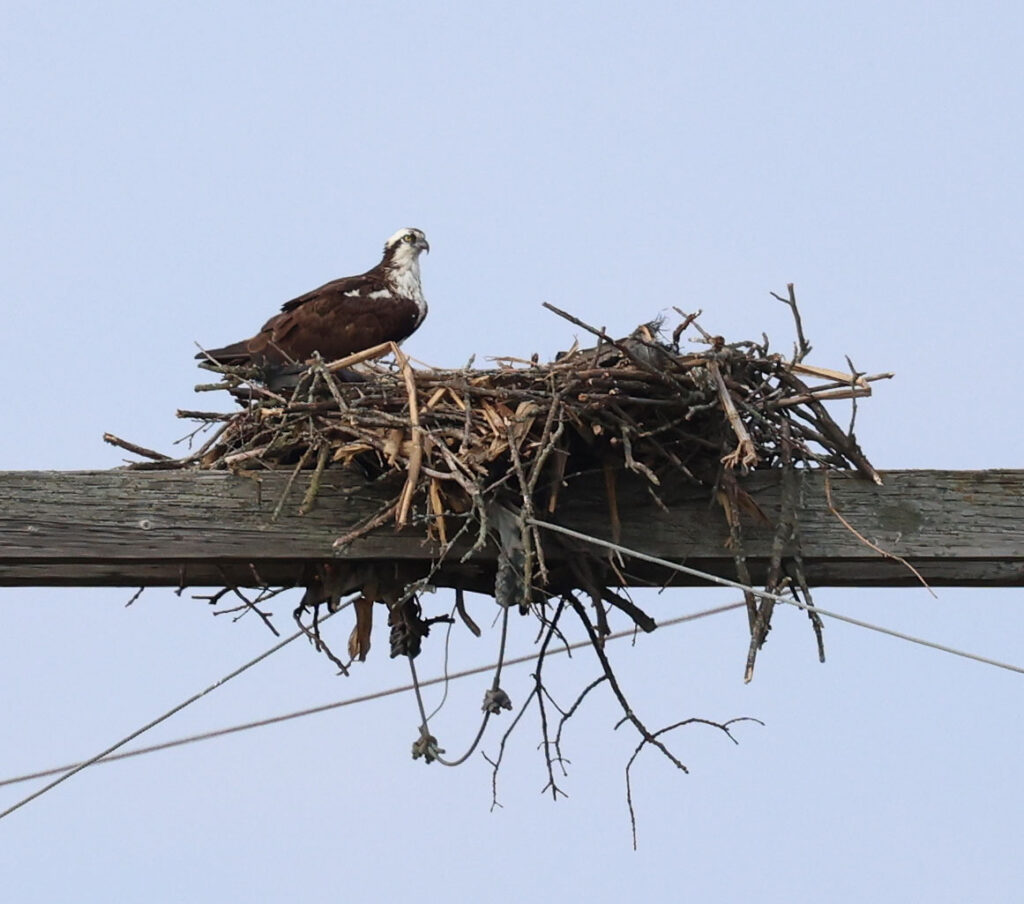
[745,418,798,682]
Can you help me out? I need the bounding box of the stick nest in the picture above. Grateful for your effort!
[138,304,884,478]
[111,299,888,663]
[108,296,890,817]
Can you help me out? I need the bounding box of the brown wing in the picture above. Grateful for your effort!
[199,273,420,366]
[278,271,379,314]
[255,293,420,363]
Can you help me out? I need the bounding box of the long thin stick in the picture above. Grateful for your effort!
[103,433,172,461]
[708,361,758,469]
[395,344,423,527]
[324,342,394,373]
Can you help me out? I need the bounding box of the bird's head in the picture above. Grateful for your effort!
[381,227,429,302]
[384,227,430,264]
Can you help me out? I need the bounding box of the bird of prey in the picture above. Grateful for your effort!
[197,227,430,367]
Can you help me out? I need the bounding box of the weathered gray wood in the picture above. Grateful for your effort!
[0,469,1020,588]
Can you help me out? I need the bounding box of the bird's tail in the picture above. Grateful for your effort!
[194,340,253,365]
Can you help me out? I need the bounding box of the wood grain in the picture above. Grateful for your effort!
[0,469,1020,588]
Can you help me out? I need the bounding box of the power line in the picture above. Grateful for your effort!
[0,601,745,792]
[529,519,1024,676]
[7,522,1016,807]
[0,608,343,820]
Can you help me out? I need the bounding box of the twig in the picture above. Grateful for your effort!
[272,444,316,521]
[395,344,423,527]
[332,499,400,549]
[453,588,481,637]
[298,443,331,515]
[744,418,797,682]
[324,341,395,373]
[708,361,758,470]
[103,433,172,462]
[625,716,761,848]
[824,470,936,596]
[542,302,686,391]
[565,592,689,774]
[771,283,811,362]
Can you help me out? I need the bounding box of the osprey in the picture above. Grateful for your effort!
[197,227,430,366]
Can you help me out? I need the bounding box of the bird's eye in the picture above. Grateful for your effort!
[403,233,415,243]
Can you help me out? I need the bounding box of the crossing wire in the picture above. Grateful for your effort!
[528,518,1024,676]
[0,601,745,793]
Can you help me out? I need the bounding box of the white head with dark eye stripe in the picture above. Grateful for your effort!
[384,227,429,258]
[381,227,429,318]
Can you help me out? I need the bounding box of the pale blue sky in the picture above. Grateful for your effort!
[1,2,1022,901]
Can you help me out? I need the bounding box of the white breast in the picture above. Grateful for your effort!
[386,256,428,325]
